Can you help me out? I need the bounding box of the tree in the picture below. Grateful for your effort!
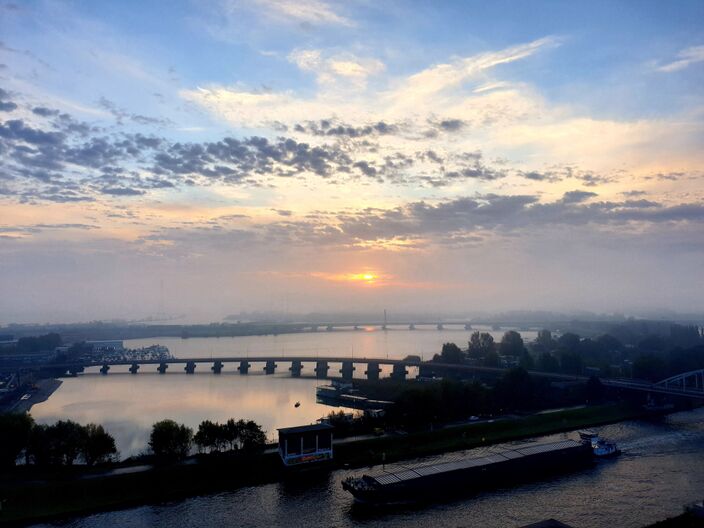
[632,354,667,382]
[483,350,500,368]
[149,419,193,461]
[519,351,534,370]
[82,424,117,465]
[584,376,605,404]
[596,334,622,353]
[238,420,266,451]
[0,413,35,467]
[557,332,581,352]
[499,331,525,357]
[538,352,560,373]
[194,420,218,453]
[51,420,87,466]
[439,342,464,364]
[468,332,494,358]
[224,418,240,451]
[15,333,62,354]
[27,424,52,465]
[493,367,534,411]
[560,351,583,375]
[535,329,556,351]
[26,420,87,466]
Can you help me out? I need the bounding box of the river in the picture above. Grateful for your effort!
[30,327,526,457]
[29,409,704,528]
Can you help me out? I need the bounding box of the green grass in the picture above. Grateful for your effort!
[0,402,650,525]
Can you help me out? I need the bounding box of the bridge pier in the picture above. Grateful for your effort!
[391,363,408,381]
[264,360,277,375]
[129,363,140,374]
[290,360,303,377]
[238,361,250,374]
[365,362,382,380]
[157,362,168,374]
[315,361,329,379]
[100,364,110,375]
[212,361,224,374]
[185,362,196,374]
[340,361,355,381]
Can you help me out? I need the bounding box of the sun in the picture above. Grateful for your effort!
[345,272,380,285]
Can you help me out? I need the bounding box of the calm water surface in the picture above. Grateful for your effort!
[30,409,704,528]
[31,328,523,456]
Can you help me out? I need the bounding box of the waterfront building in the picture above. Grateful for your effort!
[277,423,334,467]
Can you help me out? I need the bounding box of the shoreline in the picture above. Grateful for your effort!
[0,402,665,526]
[0,378,62,414]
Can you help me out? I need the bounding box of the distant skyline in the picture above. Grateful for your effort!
[1,0,703,323]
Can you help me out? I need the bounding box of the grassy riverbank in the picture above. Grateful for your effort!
[0,402,651,525]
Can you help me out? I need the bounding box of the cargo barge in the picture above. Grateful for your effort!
[342,439,594,504]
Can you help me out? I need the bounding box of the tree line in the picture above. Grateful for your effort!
[0,414,267,468]
[431,325,704,381]
[0,413,116,467]
[383,367,605,431]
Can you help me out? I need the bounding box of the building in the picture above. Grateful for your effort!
[277,423,334,467]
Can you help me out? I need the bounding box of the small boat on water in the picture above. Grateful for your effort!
[578,431,621,458]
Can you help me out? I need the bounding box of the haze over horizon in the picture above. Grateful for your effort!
[1,0,703,324]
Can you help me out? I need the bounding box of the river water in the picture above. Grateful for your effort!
[31,327,523,457]
[30,409,704,528]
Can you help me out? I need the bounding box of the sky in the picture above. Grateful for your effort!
[0,0,703,324]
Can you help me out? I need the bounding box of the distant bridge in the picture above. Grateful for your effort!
[11,356,580,382]
[299,322,476,331]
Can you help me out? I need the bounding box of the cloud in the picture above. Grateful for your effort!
[101,187,145,196]
[561,190,597,203]
[288,49,384,88]
[32,106,61,117]
[98,97,172,127]
[656,45,704,73]
[245,0,353,27]
[181,37,557,129]
[293,119,399,138]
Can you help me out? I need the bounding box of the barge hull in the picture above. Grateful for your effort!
[343,439,592,504]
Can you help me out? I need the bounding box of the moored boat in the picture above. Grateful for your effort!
[342,439,594,504]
